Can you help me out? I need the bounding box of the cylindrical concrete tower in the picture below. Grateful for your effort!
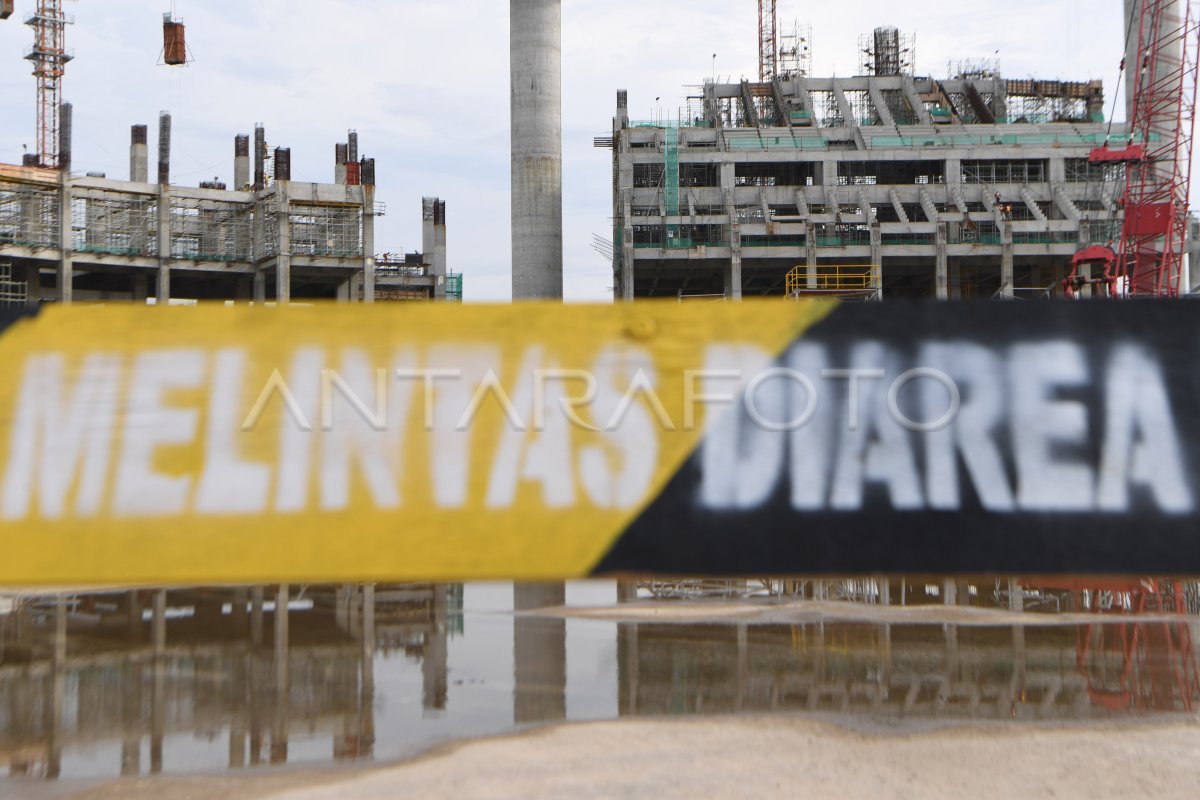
[1123,0,1185,185]
[510,0,563,300]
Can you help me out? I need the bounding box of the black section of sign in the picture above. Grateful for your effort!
[0,307,38,336]
[595,300,1200,576]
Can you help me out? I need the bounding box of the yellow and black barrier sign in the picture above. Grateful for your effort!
[0,299,1198,586]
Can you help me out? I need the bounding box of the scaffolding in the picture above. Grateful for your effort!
[445,272,463,302]
[72,189,157,257]
[0,179,58,248]
[170,198,252,261]
[290,203,363,258]
[861,27,915,76]
[778,22,812,79]
[0,263,27,307]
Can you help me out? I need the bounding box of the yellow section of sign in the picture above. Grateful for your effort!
[0,301,832,586]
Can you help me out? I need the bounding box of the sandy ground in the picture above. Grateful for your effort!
[36,715,1200,800]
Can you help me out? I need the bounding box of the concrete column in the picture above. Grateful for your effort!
[272,584,289,764]
[157,185,171,304]
[805,223,818,289]
[617,620,639,715]
[935,222,949,300]
[358,584,376,757]
[513,583,567,723]
[234,135,250,190]
[22,264,42,306]
[510,0,564,300]
[131,274,148,303]
[130,125,149,183]
[422,585,448,714]
[253,270,266,304]
[276,184,291,305]
[1001,237,1015,299]
[725,252,743,300]
[869,221,882,279]
[250,586,264,647]
[150,591,166,774]
[621,230,635,300]
[362,186,376,303]
[45,598,67,779]
[57,175,73,304]
[121,660,142,776]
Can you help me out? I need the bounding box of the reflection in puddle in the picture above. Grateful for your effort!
[0,578,1197,784]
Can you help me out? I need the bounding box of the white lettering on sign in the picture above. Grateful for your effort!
[699,340,1192,515]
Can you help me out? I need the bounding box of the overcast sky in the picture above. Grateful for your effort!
[0,1,1126,301]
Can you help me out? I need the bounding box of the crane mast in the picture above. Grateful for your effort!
[1088,0,1200,297]
[24,0,73,170]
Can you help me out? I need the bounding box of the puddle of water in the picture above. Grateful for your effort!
[0,578,1197,785]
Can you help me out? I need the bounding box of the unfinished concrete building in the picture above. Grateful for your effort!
[0,115,398,305]
[604,28,1129,300]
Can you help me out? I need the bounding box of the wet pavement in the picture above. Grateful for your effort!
[0,578,1198,794]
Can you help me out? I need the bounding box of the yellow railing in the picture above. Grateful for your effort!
[785,264,880,298]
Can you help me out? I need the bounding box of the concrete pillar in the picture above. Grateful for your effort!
[1001,237,1015,299]
[121,660,142,775]
[358,584,376,757]
[725,253,743,300]
[805,222,818,289]
[131,273,148,304]
[362,186,376,304]
[513,583,567,723]
[253,270,266,304]
[250,585,264,647]
[617,620,639,715]
[45,598,67,779]
[869,221,883,285]
[422,197,448,300]
[422,585,448,714]
[234,135,250,190]
[935,222,949,300]
[620,230,635,300]
[150,591,166,774]
[157,185,171,304]
[617,581,638,603]
[276,184,291,305]
[272,584,289,764]
[23,264,42,306]
[130,125,149,183]
[735,623,748,711]
[510,0,563,300]
[57,175,73,304]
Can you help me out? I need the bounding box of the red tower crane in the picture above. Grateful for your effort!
[1072,1,1200,297]
[24,0,73,170]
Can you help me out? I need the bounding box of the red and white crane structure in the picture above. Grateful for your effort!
[1072,0,1200,297]
[7,0,74,170]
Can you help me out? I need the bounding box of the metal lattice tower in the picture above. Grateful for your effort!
[24,0,73,170]
[758,0,777,82]
[1118,0,1199,296]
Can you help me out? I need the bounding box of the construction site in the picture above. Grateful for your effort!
[605,2,1200,301]
[0,3,461,306]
